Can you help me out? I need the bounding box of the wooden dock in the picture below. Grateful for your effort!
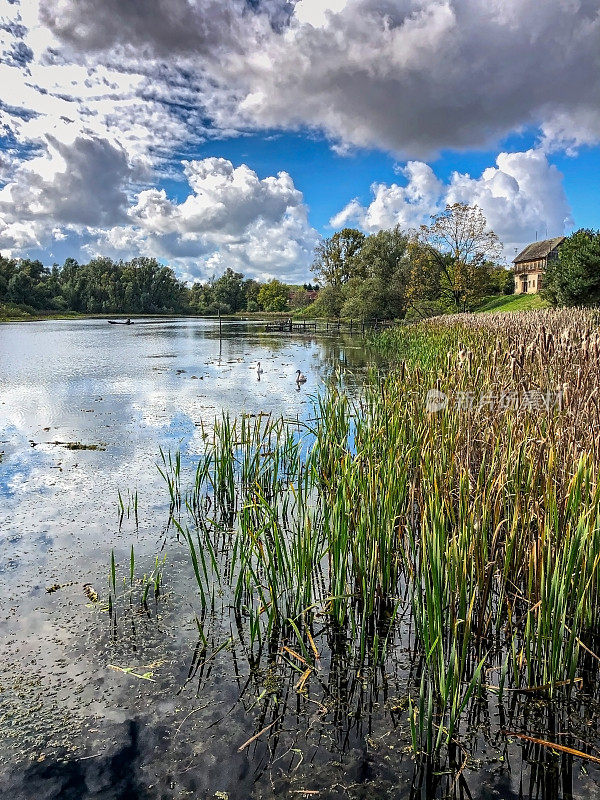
[265,320,318,333]
[264,318,397,334]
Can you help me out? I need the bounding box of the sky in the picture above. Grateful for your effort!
[0,0,599,284]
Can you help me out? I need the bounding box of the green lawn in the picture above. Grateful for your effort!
[474,293,550,313]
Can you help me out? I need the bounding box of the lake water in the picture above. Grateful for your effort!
[1,319,599,800]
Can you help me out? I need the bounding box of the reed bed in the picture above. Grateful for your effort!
[132,308,600,776]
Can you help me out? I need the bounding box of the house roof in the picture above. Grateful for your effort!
[513,236,565,264]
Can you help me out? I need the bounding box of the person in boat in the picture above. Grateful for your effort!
[125,318,131,325]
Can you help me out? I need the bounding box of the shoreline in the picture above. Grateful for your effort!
[0,309,296,324]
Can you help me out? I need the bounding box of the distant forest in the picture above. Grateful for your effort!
[0,255,315,316]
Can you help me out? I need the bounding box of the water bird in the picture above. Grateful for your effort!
[296,370,307,384]
[256,362,264,376]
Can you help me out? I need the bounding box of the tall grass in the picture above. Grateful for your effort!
[140,308,600,769]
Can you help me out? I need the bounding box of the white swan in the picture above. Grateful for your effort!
[296,370,307,384]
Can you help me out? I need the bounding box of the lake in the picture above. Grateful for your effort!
[0,318,391,799]
[1,318,599,800]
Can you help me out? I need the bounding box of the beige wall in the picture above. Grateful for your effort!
[514,269,544,294]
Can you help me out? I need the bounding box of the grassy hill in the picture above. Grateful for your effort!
[474,293,550,313]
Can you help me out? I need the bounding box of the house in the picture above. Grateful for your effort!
[513,236,565,294]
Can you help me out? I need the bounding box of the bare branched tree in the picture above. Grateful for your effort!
[419,203,503,310]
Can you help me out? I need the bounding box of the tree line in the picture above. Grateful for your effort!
[309,203,512,320]
[0,255,314,315]
[12,203,600,319]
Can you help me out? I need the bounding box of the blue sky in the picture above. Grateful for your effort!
[188,128,600,236]
[1,0,599,283]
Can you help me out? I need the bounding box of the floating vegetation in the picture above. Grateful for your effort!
[113,307,600,787]
[51,441,106,451]
[83,583,99,603]
[45,581,76,594]
[107,662,161,682]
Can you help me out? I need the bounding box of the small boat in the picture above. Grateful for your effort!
[108,319,133,325]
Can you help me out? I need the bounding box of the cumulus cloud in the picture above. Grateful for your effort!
[34,0,600,156]
[0,134,131,251]
[89,157,318,282]
[0,0,594,275]
[331,161,443,231]
[446,150,573,255]
[38,0,250,57]
[333,149,573,258]
[133,157,306,238]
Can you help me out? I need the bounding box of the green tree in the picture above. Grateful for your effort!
[6,259,50,306]
[309,285,345,318]
[289,287,313,310]
[543,229,600,306]
[311,228,365,287]
[342,226,410,320]
[258,279,289,311]
[243,278,261,311]
[212,268,245,313]
[188,281,216,314]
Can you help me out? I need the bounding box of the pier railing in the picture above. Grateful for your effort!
[264,318,396,334]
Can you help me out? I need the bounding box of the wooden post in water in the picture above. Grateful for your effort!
[218,308,222,338]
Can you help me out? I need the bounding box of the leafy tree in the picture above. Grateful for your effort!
[309,285,345,318]
[311,228,365,287]
[212,268,246,313]
[243,278,261,311]
[418,203,503,310]
[543,229,600,306]
[342,226,410,320]
[289,287,313,310]
[258,279,289,311]
[308,228,365,318]
[485,264,514,296]
[6,259,50,306]
[188,281,216,314]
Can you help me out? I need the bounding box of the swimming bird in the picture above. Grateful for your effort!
[256,361,264,376]
[296,370,307,384]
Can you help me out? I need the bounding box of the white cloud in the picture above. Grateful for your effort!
[447,150,573,255]
[0,0,594,275]
[293,0,350,28]
[332,149,573,259]
[89,157,318,282]
[4,0,597,161]
[244,0,600,156]
[0,134,131,251]
[331,161,443,231]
